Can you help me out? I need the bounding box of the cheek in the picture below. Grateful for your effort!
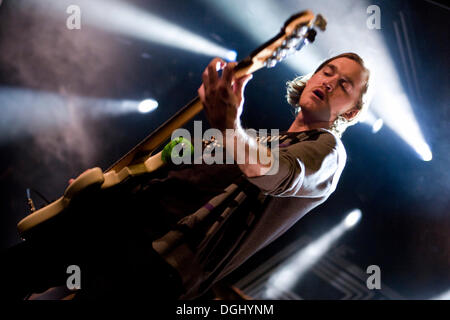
[300,80,316,100]
[330,93,355,114]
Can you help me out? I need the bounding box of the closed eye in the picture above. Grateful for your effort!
[340,80,350,92]
[323,66,333,76]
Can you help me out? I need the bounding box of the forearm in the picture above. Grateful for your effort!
[223,123,274,178]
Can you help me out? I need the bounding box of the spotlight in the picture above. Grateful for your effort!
[226,50,238,62]
[361,111,384,134]
[430,289,450,300]
[344,209,362,228]
[0,87,148,142]
[34,0,235,60]
[372,118,384,134]
[373,92,432,162]
[415,141,432,162]
[138,99,158,113]
[265,208,363,298]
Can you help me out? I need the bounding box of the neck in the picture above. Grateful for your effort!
[288,111,334,133]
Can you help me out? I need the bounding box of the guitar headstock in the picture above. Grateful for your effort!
[235,10,326,76]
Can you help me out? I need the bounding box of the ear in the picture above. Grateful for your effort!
[341,108,359,121]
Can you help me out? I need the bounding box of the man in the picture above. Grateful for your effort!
[147,52,370,299]
[1,52,369,300]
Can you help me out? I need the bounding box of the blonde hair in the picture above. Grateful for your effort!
[286,52,370,137]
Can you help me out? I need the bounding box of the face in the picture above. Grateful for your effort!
[299,57,367,123]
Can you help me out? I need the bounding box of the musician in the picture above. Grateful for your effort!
[165,52,370,299]
[1,52,370,300]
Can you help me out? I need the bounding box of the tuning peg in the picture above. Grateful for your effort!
[294,25,308,37]
[265,57,277,68]
[286,36,301,48]
[278,47,289,59]
[314,14,327,31]
[295,37,308,50]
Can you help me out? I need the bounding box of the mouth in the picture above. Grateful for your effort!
[312,89,325,101]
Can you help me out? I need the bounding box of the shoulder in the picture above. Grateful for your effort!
[285,128,346,158]
[308,128,343,148]
[306,128,346,159]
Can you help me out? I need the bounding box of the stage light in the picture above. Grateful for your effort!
[265,208,363,298]
[31,0,236,60]
[418,143,432,162]
[138,99,158,113]
[372,90,432,162]
[372,118,384,134]
[0,87,146,142]
[430,289,450,300]
[226,50,238,62]
[361,111,384,134]
[344,209,362,228]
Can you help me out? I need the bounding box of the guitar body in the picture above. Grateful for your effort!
[17,10,326,239]
[17,151,165,237]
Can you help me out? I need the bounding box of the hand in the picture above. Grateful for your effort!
[198,58,253,132]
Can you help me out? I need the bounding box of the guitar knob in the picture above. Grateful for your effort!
[279,48,289,59]
[265,58,277,68]
[294,25,308,37]
[295,38,308,51]
[314,14,327,31]
[286,36,301,48]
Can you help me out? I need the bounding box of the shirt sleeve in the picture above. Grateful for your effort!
[246,131,345,197]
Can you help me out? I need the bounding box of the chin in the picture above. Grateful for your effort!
[299,98,317,111]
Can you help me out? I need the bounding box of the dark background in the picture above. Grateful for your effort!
[0,0,448,299]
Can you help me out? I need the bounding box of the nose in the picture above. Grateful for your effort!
[322,80,334,92]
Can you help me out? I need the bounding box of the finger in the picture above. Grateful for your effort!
[222,62,237,86]
[198,84,206,103]
[207,64,218,88]
[202,70,210,91]
[202,58,225,91]
[212,58,226,71]
[234,74,253,100]
[68,178,74,185]
[198,85,211,120]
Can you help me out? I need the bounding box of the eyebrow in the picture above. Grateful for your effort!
[325,64,354,88]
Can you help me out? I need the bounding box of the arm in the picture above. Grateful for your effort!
[222,124,274,178]
[247,131,345,197]
[198,58,274,177]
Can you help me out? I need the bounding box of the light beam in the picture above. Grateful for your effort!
[265,208,362,298]
[20,0,236,60]
[0,86,147,142]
